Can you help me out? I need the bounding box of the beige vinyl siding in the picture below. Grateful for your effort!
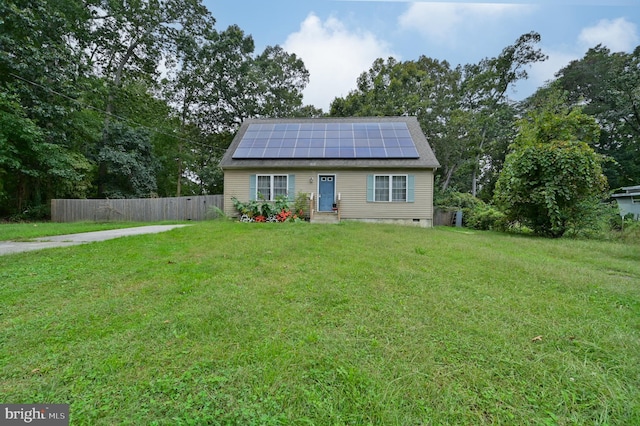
[336,170,433,221]
[223,169,317,217]
[224,168,435,223]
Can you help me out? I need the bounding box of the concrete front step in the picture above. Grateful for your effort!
[311,212,340,224]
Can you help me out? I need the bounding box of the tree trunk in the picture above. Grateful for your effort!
[441,166,456,192]
[176,143,183,197]
[472,126,488,197]
[16,174,26,213]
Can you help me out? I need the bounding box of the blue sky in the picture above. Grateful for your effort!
[204,0,640,111]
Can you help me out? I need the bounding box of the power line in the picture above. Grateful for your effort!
[8,72,231,153]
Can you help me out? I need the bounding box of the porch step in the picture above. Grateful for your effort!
[311,212,340,224]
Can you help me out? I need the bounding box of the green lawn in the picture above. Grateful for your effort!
[0,221,175,242]
[1,221,639,425]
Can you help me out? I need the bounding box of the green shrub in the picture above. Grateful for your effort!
[493,105,607,238]
[435,191,507,231]
[293,192,309,219]
[9,203,51,221]
[206,206,229,221]
[619,220,640,243]
[465,204,507,231]
[231,197,260,217]
[588,203,640,242]
[435,191,482,211]
[231,195,302,223]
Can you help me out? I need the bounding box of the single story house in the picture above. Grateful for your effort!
[612,185,640,220]
[219,116,440,227]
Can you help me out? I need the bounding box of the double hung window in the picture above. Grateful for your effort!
[257,175,288,200]
[374,175,408,202]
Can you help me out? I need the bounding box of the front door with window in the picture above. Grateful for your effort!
[318,175,335,212]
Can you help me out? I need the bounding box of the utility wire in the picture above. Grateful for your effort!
[8,72,231,153]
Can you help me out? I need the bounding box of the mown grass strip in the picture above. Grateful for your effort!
[0,221,187,242]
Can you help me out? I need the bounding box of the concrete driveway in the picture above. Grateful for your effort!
[0,225,190,256]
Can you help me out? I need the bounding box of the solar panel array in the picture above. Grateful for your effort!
[232,121,420,159]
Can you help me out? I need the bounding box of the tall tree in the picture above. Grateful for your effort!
[0,0,93,216]
[555,45,640,188]
[251,45,309,118]
[330,56,467,190]
[83,0,215,196]
[0,92,93,216]
[494,91,607,237]
[330,33,545,195]
[166,25,309,195]
[98,122,158,198]
[0,0,311,215]
[461,32,547,196]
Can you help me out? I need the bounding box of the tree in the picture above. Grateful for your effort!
[461,32,547,196]
[250,45,309,118]
[473,103,518,200]
[83,0,215,196]
[165,25,309,195]
[292,104,325,118]
[330,56,467,190]
[98,123,158,198]
[0,0,311,215]
[0,92,92,216]
[0,0,93,216]
[329,33,546,195]
[494,93,607,237]
[555,45,640,188]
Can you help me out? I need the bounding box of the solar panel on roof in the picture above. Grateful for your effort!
[232,122,420,159]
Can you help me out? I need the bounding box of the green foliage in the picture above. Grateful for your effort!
[231,197,258,217]
[169,25,309,131]
[251,45,309,118]
[205,206,229,221]
[618,220,640,242]
[465,203,507,231]
[562,201,640,242]
[293,192,310,219]
[435,190,483,210]
[259,198,279,218]
[330,33,546,195]
[231,195,300,222]
[0,92,93,216]
[7,204,50,221]
[555,45,640,188]
[515,90,600,148]
[436,191,506,231]
[495,100,607,238]
[0,0,311,217]
[98,123,158,198]
[0,0,94,216]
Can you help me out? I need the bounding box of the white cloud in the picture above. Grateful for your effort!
[524,48,578,94]
[524,17,639,94]
[578,18,639,52]
[514,17,639,99]
[398,3,532,45]
[283,13,396,111]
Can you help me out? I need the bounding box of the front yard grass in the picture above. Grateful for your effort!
[0,221,181,242]
[1,221,639,424]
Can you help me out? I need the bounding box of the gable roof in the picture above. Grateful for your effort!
[220,116,440,170]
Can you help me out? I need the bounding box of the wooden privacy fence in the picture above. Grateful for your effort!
[51,195,224,222]
[434,208,456,226]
